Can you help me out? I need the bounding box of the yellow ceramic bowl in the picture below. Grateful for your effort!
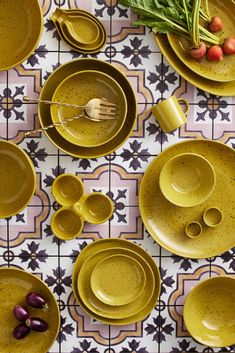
[82,192,114,224]
[159,153,216,207]
[0,0,43,71]
[203,207,223,227]
[51,70,127,147]
[51,207,84,240]
[0,268,60,353]
[0,140,36,218]
[184,276,235,347]
[52,174,84,207]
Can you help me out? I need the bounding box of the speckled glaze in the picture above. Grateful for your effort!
[90,254,146,306]
[72,239,160,325]
[38,59,137,158]
[0,0,43,71]
[168,0,235,82]
[184,276,235,347]
[0,268,60,353]
[0,141,36,218]
[77,248,154,319]
[139,140,235,258]
[51,70,127,147]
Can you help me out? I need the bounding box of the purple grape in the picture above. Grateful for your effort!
[13,305,30,322]
[26,317,48,332]
[13,324,30,339]
[26,292,48,309]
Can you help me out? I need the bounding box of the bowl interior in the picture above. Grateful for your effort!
[82,193,113,224]
[52,174,84,207]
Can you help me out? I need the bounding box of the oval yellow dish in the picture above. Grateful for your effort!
[0,141,36,218]
[0,268,60,353]
[159,153,216,207]
[167,0,235,82]
[184,276,235,347]
[51,70,127,147]
[0,0,43,71]
[72,238,160,324]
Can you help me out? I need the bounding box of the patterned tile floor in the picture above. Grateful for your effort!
[1,0,235,352]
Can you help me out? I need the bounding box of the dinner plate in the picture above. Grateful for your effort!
[51,70,127,147]
[77,247,154,319]
[155,34,235,96]
[0,141,36,218]
[0,0,43,71]
[167,0,235,82]
[0,268,60,353]
[72,238,161,325]
[38,59,137,158]
[139,139,235,258]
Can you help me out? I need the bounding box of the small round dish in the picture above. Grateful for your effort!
[185,221,202,238]
[184,276,235,347]
[90,254,146,306]
[51,207,84,240]
[159,153,216,207]
[203,207,223,227]
[82,193,114,224]
[51,70,127,148]
[0,141,36,218]
[52,174,84,207]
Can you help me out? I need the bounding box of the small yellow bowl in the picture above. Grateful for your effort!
[51,207,83,240]
[203,207,223,227]
[159,153,216,207]
[184,276,235,347]
[52,174,84,207]
[185,221,202,238]
[82,192,114,224]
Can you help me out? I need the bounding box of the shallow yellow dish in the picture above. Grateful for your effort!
[77,247,154,319]
[0,141,36,218]
[139,140,235,258]
[159,153,216,207]
[167,0,235,82]
[38,59,137,158]
[72,238,160,325]
[51,70,127,147]
[184,276,235,347]
[0,268,60,353]
[0,0,43,71]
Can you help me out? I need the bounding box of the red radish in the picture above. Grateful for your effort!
[189,42,207,60]
[207,45,223,61]
[222,37,235,54]
[208,16,224,32]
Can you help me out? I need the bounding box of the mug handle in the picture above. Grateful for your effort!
[178,98,189,114]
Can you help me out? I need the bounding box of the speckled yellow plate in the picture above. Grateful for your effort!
[0,0,43,71]
[0,268,60,353]
[184,276,235,347]
[77,247,155,319]
[72,238,161,325]
[155,34,235,96]
[168,0,235,82]
[0,141,36,218]
[38,59,137,158]
[139,139,235,259]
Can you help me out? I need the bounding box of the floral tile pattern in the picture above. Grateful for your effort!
[1,0,235,352]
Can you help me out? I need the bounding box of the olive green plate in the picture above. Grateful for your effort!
[0,0,43,71]
[0,141,36,218]
[0,268,60,353]
[139,140,235,258]
[38,59,137,158]
[155,34,235,96]
[72,238,161,325]
[184,276,235,347]
[77,247,154,319]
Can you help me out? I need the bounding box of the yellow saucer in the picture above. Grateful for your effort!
[72,238,161,325]
[0,141,36,218]
[0,268,60,353]
[51,70,127,147]
[77,247,154,319]
[184,276,235,347]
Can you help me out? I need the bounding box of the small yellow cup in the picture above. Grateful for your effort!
[185,221,202,238]
[52,174,84,207]
[51,207,84,240]
[203,207,223,227]
[152,96,189,133]
[82,192,114,224]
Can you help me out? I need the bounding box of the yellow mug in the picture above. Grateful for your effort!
[152,96,189,133]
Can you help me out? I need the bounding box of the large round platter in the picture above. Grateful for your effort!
[38,59,137,158]
[155,35,235,96]
[139,140,235,259]
[0,268,60,353]
[72,238,161,325]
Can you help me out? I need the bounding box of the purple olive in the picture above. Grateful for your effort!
[13,324,30,339]
[13,304,30,322]
[26,317,48,332]
[26,292,48,309]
